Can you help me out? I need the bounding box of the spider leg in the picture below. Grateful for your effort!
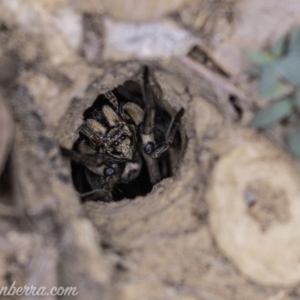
[73,164,116,201]
[140,66,156,135]
[138,67,184,159]
[147,108,184,159]
[84,167,116,201]
[60,146,125,166]
[138,66,162,184]
[139,145,161,184]
[79,188,112,202]
[61,147,121,201]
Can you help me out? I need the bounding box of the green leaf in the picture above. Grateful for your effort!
[258,65,277,96]
[288,127,300,158]
[249,98,293,128]
[264,81,292,101]
[272,36,287,57]
[276,53,300,86]
[289,26,300,53]
[246,49,276,66]
[293,90,300,110]
[258,66,291,100]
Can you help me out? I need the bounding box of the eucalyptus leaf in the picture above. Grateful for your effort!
[276,53,300,86]
[294,90,300,110]
[264,81,292,101]
[272,36,287,57]
[288,26,300,54]
[258,65,277,96]
[249,98,293,128]
[288,127,300,158]
[246,49,276,66]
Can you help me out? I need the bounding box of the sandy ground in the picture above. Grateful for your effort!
[1,1,300,299]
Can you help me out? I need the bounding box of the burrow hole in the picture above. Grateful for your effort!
[70,78,186,201]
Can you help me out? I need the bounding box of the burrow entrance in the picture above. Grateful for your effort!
[70,76,186,201]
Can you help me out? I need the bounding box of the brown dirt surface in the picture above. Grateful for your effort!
[1,1,300,300]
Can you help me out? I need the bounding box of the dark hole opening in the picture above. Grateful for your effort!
[0,153,15,205]
[229,94,243,120]
[70,78,184,202]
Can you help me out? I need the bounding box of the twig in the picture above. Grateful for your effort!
[177,56,259,104]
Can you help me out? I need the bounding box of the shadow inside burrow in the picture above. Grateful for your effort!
[70,76,186,201]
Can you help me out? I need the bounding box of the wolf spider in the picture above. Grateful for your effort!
[61,66,184,201]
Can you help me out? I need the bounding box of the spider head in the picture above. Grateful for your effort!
[105,124,136,160]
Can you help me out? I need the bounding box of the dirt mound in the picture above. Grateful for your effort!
[1,1,300,299]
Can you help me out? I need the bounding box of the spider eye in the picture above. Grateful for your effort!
[121,135,126,140]
[113,141,119,146]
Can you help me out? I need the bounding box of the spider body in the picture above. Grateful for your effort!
[61,67,184,201]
